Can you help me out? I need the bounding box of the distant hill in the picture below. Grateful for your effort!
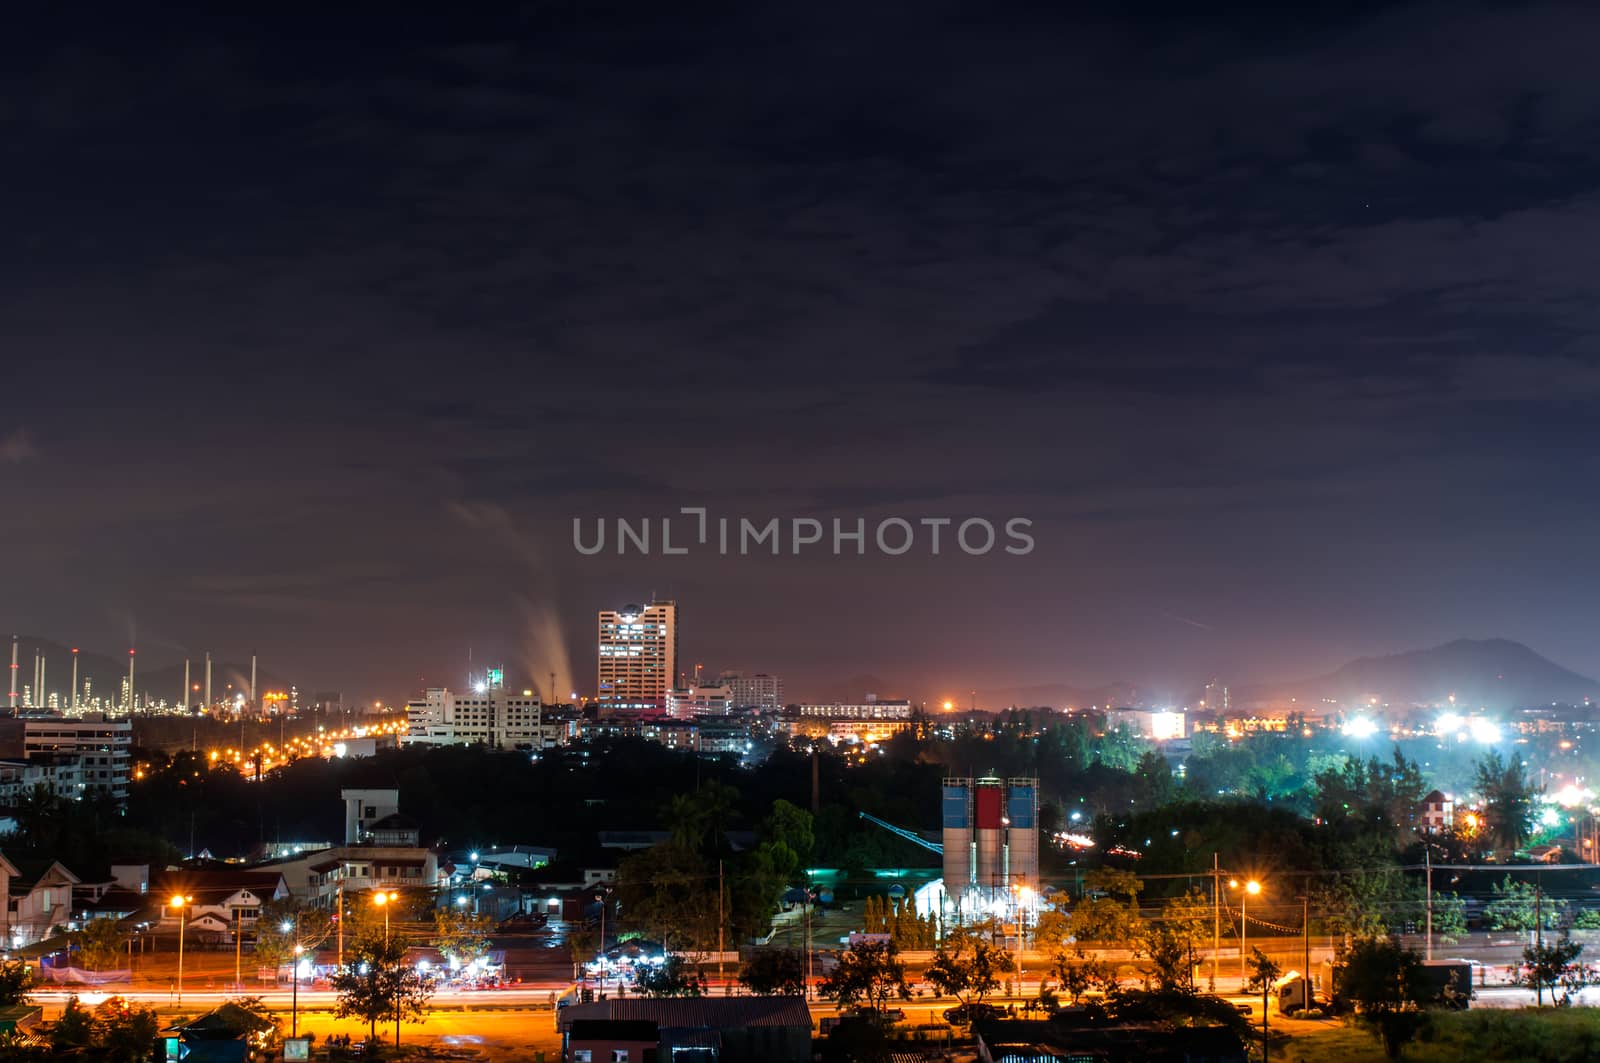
[3,636,295,709]
[1232,638,1599,711]
[975,681,1141,712]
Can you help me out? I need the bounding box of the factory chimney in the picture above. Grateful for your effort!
[250,654,257,713]
[70,648,78,711]
[183,658,191,712]
[127,648,136,714]
[7,637,16,709]
[204,652,212,712]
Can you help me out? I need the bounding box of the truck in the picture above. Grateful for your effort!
[1327,958,1473,1012]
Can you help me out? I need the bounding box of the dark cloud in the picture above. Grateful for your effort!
[3,1,1598,700]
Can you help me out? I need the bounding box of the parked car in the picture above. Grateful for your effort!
[845,1006,905,1023]
[943,1003,1004,1025]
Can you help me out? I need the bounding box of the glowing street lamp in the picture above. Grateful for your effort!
[1230,879,1261,987]
[373,890,399,943]
[169,894,194,1005]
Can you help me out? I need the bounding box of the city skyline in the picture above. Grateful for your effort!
[8,2,1600,704]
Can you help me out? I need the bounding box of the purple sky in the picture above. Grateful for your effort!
[5,2,1600,705]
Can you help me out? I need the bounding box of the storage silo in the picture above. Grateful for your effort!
[973,777,1005,905]
[941,778,973,915]
[1007,777,1040,893]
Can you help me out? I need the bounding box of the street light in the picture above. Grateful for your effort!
[1015,884,1034,994]
[169,895,193,1006]
[291,944,304,1037]
[372,890,398,941]
[1230,879,1261,988]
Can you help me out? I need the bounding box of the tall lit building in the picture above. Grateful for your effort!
[597,601,678,715]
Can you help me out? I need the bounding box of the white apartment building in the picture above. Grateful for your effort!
[597,601,677,714]
[719,671,784,712]
[21,713,131,801]
[403,681,556,750]
[666,684,731,718]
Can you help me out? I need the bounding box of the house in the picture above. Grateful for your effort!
[974,1018,1247,1063]
[567,1019,659,1063]
[164,1001,278,1062]
[152,870,290,945]
[1421,790,1454,833]
[8,859,78,946]
[558,997,812,1063]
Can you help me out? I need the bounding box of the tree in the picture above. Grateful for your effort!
[93,999,164,1063]
[1520,934,1585,1007]
[1335,938,1434,1060]
[1068,869,1145,947]
[819,941,911,1013]
[634,956,705,997]
[49,999,95,1054]
[1475,751,1540,859]
[1149,889,1210,992]
[431,908,493,971]
[76,919,126,972]
[1053,947,1116,1003]
[256,898,334,974]
[925,925,1015,1009]
[1244,948,1282,1062]
[567,925,600,979]
[1432,891,1468,943]
[741,949,807,995]
[1485,875,1565,932]
[331,934,434,1045]
[0,961,34,1006]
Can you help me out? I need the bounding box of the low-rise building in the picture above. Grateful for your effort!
[8,859,79,946]
[782,697,913,743]
[152,870,291,945]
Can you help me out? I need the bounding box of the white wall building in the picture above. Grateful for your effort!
[718,672,784,712]
[21,714,131,801]
[403,682,556,750]
[666,684,731,718]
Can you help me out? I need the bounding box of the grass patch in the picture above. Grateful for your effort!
[1277,1008,1600,1063]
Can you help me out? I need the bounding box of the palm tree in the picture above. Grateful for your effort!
[1475,750,1539,859]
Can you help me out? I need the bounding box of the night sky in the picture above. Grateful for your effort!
[5,2,1599,706]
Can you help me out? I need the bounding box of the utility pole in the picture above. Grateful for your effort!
[718,859,726,994]
[1302,893,1311,1003]
[1536,880,1545,1007]
[1424,846,1433,962]
[1211,853,1220,993]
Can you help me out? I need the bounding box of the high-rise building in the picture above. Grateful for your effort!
[718,671,784,712]
[597,601,677,715]
[1202,679,1230,714]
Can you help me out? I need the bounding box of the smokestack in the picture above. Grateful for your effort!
[127,648,136,714]
[204,652,212,712]
[550,671,556,704]
[37,655,44,709]
[69,648,78,712]
[183,658,191,712]
[250,654,257,712]
[32,653,41,708]
[7,637,16,709]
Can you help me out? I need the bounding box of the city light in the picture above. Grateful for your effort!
[1469,718,1501,744]
[1342,717,1379,739]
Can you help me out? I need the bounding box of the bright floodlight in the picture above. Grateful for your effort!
[1470,718,1501,744]
[282,920,293,933]
[1437,713,1463,734]
[1342,717,1379,739]
[1540,807,1562,829]
[1246,880,1261,895]
[170,895,186,908]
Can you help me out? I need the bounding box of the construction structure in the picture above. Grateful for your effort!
[941,776,1038,922]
